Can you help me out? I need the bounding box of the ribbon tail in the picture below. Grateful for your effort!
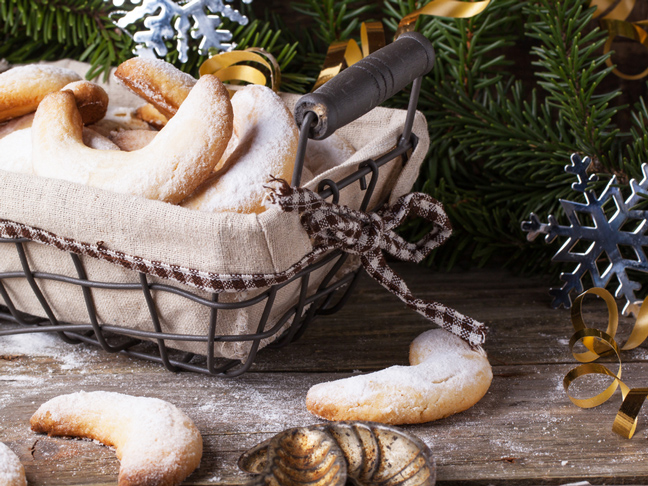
[360,251,487,348]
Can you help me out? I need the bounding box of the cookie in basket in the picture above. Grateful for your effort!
[0,66,113,174]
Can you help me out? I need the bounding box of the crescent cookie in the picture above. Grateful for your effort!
[306,329,493,425]
[61,80,109,125]
[30,391,202,486]
[115,58,196,119]
[0,442,27,486]
[136,103,168,129]
[181,84,298,214]
[0,81,115,175]
[0,64,81,122]
[31,74,233,204]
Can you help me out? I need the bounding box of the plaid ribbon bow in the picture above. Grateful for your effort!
[267,181,487,348]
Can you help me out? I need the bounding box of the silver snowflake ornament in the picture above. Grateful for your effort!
[521,153,648,316]
[110,0,252,63]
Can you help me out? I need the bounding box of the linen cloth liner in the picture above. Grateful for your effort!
[0,60,430,359]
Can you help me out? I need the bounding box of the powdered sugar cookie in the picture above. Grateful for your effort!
[306,329,492,424]
[181,84,298,214]
[0,64,81,122]
[0,442,27,486]
[114,58,196,119]
[30,391,202,486]
[31,74,233,204]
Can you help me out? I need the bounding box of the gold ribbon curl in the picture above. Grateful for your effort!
[199,47,281,92]
[313,0,492,91]
[564,287,648,438]
[312,22,386,91]
[395,0,491,38]
[591,0,648,80]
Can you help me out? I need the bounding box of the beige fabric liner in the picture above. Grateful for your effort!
[0,60,430,360]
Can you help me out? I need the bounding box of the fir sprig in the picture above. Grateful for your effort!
[291,0,376,47]
[0,0,132,80]
[387,0,638,273]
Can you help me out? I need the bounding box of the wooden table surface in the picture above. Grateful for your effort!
[1,262,646,485]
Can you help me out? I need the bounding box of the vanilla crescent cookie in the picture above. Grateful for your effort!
[30,391,202,486]
[61,80,109,125]
[181,84,298,214]
[0,80,113,174]
[115,58,196,119]
[306,329,493,425]
[0,64,81,122]
[31,74,233,204]
[0,442,27,486]
[136,103,169,129]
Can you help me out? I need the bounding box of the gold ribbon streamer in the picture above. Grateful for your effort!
[199,47,281,92]
[564,287,648,438]
[592,0,636,20]
[312,22,385,91]
[395,0,491,38]
[313,1,492,91]
[591,0,648,80]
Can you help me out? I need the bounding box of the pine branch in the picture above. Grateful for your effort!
[291,0,377,48]
[0,0,133,80]
[390,0,623,272]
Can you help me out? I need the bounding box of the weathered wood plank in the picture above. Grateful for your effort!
[2,265,648,485]
[3,361,648,485]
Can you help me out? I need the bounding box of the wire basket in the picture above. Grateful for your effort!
[0,33,435,377]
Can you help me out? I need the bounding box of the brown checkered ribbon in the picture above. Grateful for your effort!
[267,180,487,347]
[0,182,486,347]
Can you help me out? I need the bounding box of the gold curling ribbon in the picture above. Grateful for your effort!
[563,287,648,438]
[395,0,492,38]
[591,0,648,80]
[313,1,492,91]
[199,47,281,92]
[311,22,386,91]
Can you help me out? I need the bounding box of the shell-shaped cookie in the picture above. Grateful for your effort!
[238,422,435,486]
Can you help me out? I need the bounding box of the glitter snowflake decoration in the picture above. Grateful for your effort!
[109,0,252,63]
[521,153,648,316]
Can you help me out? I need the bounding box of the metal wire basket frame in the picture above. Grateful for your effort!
[0,74,423,378]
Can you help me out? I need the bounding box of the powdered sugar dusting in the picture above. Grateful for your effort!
[0,331,98,370]
[0,442,26,486]
[0,65,80,93]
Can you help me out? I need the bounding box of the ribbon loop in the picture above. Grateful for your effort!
[564,287,648,438]
[268,180,486,347]
[590,0,648,80]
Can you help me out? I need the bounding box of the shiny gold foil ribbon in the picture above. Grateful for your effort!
[395,0,492,37]
[563,287,648,438]
[199,48,281,91]
[311,22,385,91]
[591,0,648,80]
[312,1,492,91]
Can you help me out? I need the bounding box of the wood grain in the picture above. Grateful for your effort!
[2,263,648,485]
